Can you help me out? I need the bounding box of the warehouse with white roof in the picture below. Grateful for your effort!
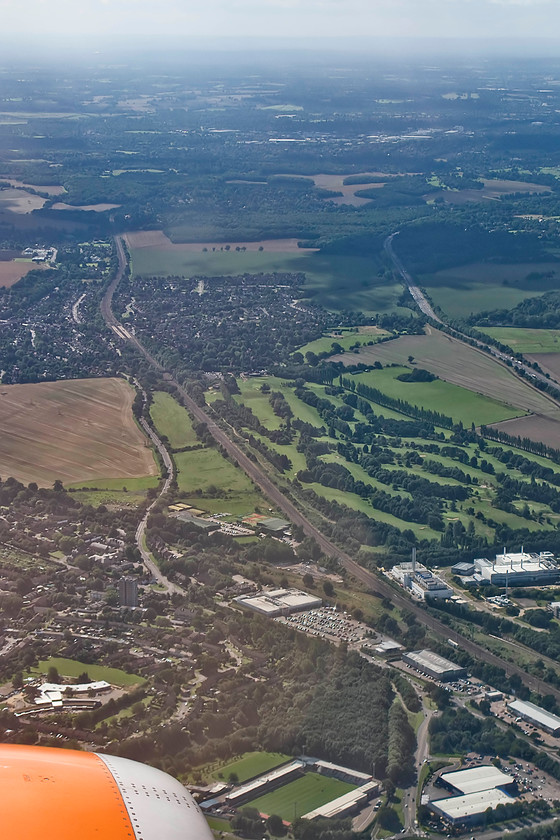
[508,699,560,735]
[235,589,322,617]
[429,789,514,827]
[439,766,515,796]
[402,649,466,681]
[474,550,560,586]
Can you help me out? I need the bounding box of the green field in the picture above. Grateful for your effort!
[352,365,521,426]
[417,261,560,319]
[150,391,199,449]
[174,447,262,515]
[67,475,159,507]
[337,328,559,421]
[34,658,145,686]
[297,326,390,357]
[212,752,290,784]
[234,380,282,431]
[0,544,53,572]
[129,242,409,314]
[307,482,441,542]
[481,327,560,354]
[245,772,356,821]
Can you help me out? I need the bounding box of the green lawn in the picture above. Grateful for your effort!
[205,816,231,832]
[67,476,159,491]
[234,380,282,431]
[352,366,522,426]
[150,391,200,449]
[245,772,356,821]
[481,327,560,354]
[174,447,262,515]
[67,475,159,507]
[212,752,290,784]
[306,482,441,542]
[297,326,389,357]
[34,658,145,686]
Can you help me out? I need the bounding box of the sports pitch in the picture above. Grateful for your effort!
[244,772,356,822]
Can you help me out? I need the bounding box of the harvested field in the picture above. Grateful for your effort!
[124,229,316,252]
[332,328,560,418]
[0,260,44,288]
[1,179,65,195]
[0,377,158,487]
[526,353,560,386]
[0,188,46,213]
[427,178,552,206]
[481,178,552,195]
[271,172,393,206]
[489,415,560,450]
[51,202,121,212]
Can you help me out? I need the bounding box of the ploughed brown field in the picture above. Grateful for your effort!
[0,260,45,288]
[526,353,560,387]
[1,179,65,195]
[489,414,560,450]
[0,378,158,486]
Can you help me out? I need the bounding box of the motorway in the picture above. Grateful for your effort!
[385,234,441,323]
[102,236,560,705]
[385,231,560,396]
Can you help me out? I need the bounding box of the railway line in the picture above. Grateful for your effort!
[101,236,560,704]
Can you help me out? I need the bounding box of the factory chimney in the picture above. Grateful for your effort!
[411,547,417,574]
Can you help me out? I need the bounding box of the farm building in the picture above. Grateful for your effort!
[235,588,322,617]
[438,766,515,796]
[508,699,560,735]
[474,551,560,586]
[302,780,379,820]
[429,789,514,827]
[402,649,466,681]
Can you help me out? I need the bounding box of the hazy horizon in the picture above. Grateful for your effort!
[4,0,560,50]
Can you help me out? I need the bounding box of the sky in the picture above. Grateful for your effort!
[3,0,560,45]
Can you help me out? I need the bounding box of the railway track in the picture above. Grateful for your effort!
[101,236,560,703]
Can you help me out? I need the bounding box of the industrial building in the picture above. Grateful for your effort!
[402,649,466,681]
[235,588,322,617]
[451,562,475,576]
[391,549,452,601]
[439,766,515,796]
[549,602,560,619]
[429,789,514,827]
[508,699,560,735]
[473,550,560,587]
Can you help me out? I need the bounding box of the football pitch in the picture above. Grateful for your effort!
[244,772,355,821]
